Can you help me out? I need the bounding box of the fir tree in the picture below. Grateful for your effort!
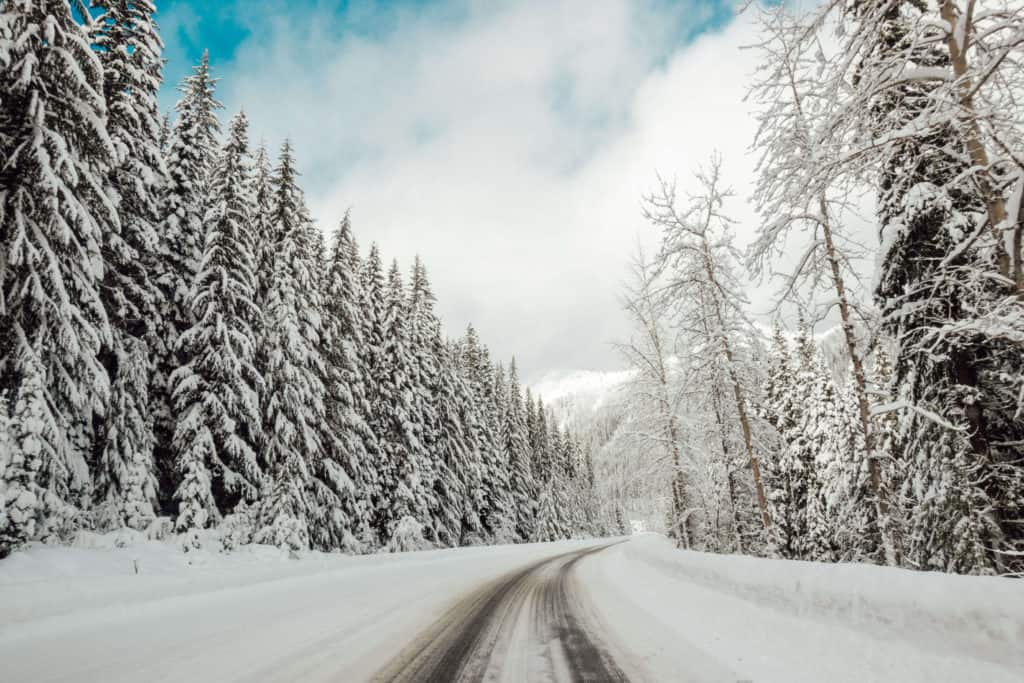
[504,360,536,541]
[372,261,434,545]
[0,347,73,554]
[254,142,326,551]
[171,112,263,531]
[0,0,116,539]
[359,243,388,544]
[460,327,514,540]
[250,144,275,313]
[153,51,223,512]
[89,0,167,530]
[319,212,376,551]
[93,337,158,531]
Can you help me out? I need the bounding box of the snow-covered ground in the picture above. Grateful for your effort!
[1,532,1021,682]
[580,534,1024,682]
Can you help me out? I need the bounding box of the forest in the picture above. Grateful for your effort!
[0,1,607,558]
[2,1,1023,580]
[597,0,1024,576]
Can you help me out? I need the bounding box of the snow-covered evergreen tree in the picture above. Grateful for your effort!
[460,327,514,540]
[371,261,434,546]
[89,0,167,530]
[93,337,158,531]
[171,112,262,531]
[152,51,223,512]
[254,142,327,551]
[0,0,117,541]
[0,347,74,555]
[359,243,388,545]
[249,144,275,313]
[405,257,443,542]
[827,0,1024,575]
[503,360,536,541]
[319,212,376,551]
[89,0,165,340]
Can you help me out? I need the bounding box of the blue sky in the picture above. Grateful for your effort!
[158,1,733,77]
[151,0,756,381]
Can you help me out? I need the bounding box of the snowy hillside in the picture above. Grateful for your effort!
[532,368,634,410]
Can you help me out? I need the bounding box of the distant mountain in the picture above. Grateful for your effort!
[531,368,634,416]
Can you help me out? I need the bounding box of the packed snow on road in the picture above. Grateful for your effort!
[1,531,1020,682]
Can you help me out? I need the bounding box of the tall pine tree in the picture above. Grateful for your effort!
[89,0,167,531]
[0,0,116,549]
[171,112,262,532]
[254,142,325,551]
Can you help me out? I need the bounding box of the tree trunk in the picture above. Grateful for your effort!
[939,0,1012,282]
[819,196,899,565]
[700,245,771,529]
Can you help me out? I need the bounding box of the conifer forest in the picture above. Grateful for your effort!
[0,1,603,559]
[3,0,1024,577]
[2,2,1024,681]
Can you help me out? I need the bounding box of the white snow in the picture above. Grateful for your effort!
[0,533,602,682]
[2,532,1021,682]
[532,368,634,411]
[578,534,1024,683]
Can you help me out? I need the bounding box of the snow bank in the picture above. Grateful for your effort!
[624,534,1024,666]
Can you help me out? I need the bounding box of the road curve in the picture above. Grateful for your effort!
[373,542,628,683]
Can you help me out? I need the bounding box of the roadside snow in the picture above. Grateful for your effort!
[3,532,1021,682]
[0,532,603,682]
[578,533,1024,683]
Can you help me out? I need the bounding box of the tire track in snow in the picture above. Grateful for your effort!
[373,542,628,682]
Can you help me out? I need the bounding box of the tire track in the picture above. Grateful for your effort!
[372,542,628,682]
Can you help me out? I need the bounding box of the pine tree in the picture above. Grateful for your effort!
[89,0,164,340]
[320,212,376,551]
[158,51,222,319]
[171,112,263,532]
[89,0,167,531]
[372,261,434,545]
[254,142,327,551]
[153,52,223,512]
[460,327,514,541]
[93,337,158,531]
[250,144,275,313]
[429,341,484,547]
[503,360,536,541]
[359,243,388,545]
[0,347,73,555]
[405,257,443,542]
[0,0,116,541]
[759,325,811,558]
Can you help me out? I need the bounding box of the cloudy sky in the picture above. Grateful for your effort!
[156,0,793,384]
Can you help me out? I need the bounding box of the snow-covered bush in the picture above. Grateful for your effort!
[386,516,432,553]
[145,517,174,541]
[220,505,256,552]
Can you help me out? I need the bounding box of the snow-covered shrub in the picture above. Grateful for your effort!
[180,529,203,553]
[220,505,256,552]
[145,517,174,541]
[386,516,432,553]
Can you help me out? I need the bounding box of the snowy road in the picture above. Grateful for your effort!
[1,534,1022,682]
[376,542,628,682]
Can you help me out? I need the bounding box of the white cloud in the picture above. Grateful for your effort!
[194,1,828,382]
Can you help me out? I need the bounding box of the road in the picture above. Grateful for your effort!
[0,534,1020,682]
[375,543,628,682]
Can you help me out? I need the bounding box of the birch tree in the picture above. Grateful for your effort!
[648,156,771,530]
[747,6,896,563]
[616,245,695,547]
